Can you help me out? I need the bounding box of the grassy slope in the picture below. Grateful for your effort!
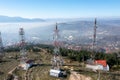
[0,52,19,80]
[0,49,120,80]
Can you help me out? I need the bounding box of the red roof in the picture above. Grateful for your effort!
[26,60,34,64]
[95,60,107,67]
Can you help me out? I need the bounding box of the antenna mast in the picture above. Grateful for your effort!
[0,32,4,61]
[51,23,63,70]
[19,28,27,64]
[92,18,97,59]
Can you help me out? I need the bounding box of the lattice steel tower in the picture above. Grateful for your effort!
[0,32,4,60]
[51,23,63,70]
[19,28,27,64]
[92,18,97,59]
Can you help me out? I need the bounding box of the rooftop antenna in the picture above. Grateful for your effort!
[51,23,63,70]
[19,28,27,64]
[92,18,97,59]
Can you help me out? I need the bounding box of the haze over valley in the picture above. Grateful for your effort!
[0,15,120,50]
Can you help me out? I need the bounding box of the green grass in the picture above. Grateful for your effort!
[0,52,19,80]
[0,50,120,80]
[12,50,68,80]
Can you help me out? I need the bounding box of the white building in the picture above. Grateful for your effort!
[50,69,61,77]
[86,60,109,71]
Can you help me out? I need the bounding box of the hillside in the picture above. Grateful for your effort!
[0,15,45,22]
[0,18,120,50]
[0,44,120,80]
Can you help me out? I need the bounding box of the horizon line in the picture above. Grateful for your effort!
[0,15,120,19]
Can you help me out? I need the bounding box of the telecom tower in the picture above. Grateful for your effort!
[0,32,4,60]
[19,28,27,64]
[51,23,63,70]
[92,18,97,59]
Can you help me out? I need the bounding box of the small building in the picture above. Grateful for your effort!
[86,60,109,71]
[19,60,34,70]
[50,69,61,77]
[95,60,109,71]
[50,69,67,77]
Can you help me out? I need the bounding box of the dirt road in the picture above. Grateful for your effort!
[69,71,92,80]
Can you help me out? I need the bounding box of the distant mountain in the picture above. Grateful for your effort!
[0,15,45,22]
[26,19,120,41]
[0,18,120,46]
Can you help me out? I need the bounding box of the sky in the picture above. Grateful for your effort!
[0,0,120,19]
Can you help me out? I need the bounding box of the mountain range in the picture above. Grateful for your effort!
[0,15,45,22]
[0,15,120,47]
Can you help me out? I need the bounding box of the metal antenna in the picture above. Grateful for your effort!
[51,23,63,70]
[92,18,97,59]
[19,28,27,64]
[0,32,4,61]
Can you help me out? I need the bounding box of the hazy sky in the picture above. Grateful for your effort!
[0,0,120,18]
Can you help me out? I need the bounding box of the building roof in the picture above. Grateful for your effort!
[26,60,34,64]
[95,60,107,67]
